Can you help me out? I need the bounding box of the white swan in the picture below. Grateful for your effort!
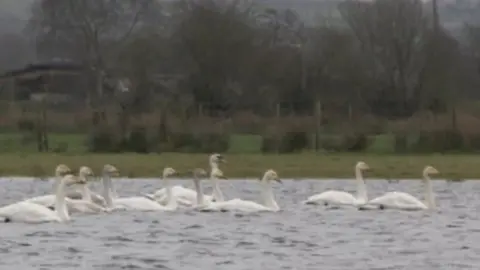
[27,166,109,214]
[99,164,124,211]
[144,153,226,206]
[25,164,72,206]
[303,161,370,207]
[62,166,109,213]
[0,175,85,223]
[366,166,438,211]
[195,169,282,213]
[65,171,107,207]
[107,166,179,211]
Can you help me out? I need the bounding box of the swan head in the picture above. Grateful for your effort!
[79,166,94,178]
[192,168,208,178]
[355,161,370,171]
[423,166,439,177]
[163,167,178,177]
[191,168,208,183]
[103,164,119,177]
[63,175,87,186]
[209,153,226,165]
[55,164,72,177]
[261,169,282,183]
[211,167,227,180]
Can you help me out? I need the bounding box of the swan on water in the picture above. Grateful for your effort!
[365,166,438,210]
[62,166,109,213]
[108,166,180,211]
[194,169,282,213]
[65,169,107,207]
[25,164,73,206]
[144,153,227,206]
[27,166,109,214]
[0,174,86,223]
[303,161,370,207]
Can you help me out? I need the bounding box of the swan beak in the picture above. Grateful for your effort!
[275,178,282,184]
[218,175,227,180]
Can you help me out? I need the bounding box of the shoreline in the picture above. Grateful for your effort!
[0,153,475,179]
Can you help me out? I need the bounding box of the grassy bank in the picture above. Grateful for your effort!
[0,153,476,179]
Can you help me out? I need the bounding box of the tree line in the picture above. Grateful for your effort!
[3,0,480,154]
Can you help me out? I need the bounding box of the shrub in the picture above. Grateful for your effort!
[412,129,465,153]
[261,134,279,153]
[17,118,35,132]
[169,131,230,153]
[86,130,119,153]
[342,133,370,152]
[261,131,309,153]
[317,135,344,152]
[125,127,149,153]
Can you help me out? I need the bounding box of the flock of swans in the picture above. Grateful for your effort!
[0,154,439,224]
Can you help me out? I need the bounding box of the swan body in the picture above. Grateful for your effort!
[67,166,109,213]
[303,161,370,207]
[22,164,72,206]
[0,201,64,223]
[194,169,281,213]
[113,197,173,211]
[65,189,107,207]
[145,153,226,206]
[0,173,83,223]
[366,166,438,211]
[200,198,273,212]
[104,166,178,211]
[305,190,361,206]
[26,195,107,213]
[29,166,109,214]
[366,191,427,210]
[144,186,211,206]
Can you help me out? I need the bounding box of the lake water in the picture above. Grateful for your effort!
[0,177,478,270]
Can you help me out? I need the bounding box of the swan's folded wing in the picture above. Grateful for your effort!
[305,190,357,205]
[25,195,56,207]
[368,192,426,209]
[113,197,167,211]
[0,202,59,223]
[214,199,271,212]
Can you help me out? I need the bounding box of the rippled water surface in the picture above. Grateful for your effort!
[0,177,479,270]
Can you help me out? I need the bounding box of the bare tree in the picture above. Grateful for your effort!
[27,0,162,102]
[339,0,430,119]
[173,0,257,114]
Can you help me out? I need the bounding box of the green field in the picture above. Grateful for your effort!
[0,152,475,179]
[0,132,475,179]
[0,132,396,154]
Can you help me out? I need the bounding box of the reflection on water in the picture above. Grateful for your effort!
[0,177,478,269]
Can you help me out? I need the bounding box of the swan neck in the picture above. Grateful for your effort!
[423,174,435,209]
[163,175,176,208]
[355,168,367,202]
[78,174,92,201]
[80,184,92,201]
[193,177,204,206]
[261,180,279,211]
[54,178,69,222]
[102,173,114,208]
[53,175,62,190]
[210,177,225,202]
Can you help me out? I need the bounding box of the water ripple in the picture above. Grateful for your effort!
[0,178,479,269]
